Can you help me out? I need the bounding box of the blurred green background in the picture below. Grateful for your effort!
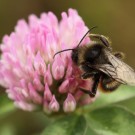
[0,1,135,135]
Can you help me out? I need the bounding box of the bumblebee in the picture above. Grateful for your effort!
[54,27,135,97]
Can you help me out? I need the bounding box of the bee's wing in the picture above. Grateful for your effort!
[94,51,135,86]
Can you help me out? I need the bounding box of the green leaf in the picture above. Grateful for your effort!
[85,106,135,135]
[0,94,16,118]
[0,124,15,135]
[116,97,135,112]
[87,85,135,111]
[84,126,98,135]
[0,110,51,135]
[41,114,98,135]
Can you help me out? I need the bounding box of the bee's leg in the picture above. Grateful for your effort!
[81,71,98,79]
[90,34,112,50]
[80,73,101,97]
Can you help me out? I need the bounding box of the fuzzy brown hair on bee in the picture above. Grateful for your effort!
[53,26,135,97]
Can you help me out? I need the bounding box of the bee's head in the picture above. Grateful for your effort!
[84,43,103,62]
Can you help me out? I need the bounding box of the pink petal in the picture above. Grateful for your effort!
[44,83,52,101]
[28,83,43,104]
[63,93,76,112]
[59,79,69,93]
[52,55,65,80]
[44,64,53,86]
[34,51,46,75]
[49,95,60,112]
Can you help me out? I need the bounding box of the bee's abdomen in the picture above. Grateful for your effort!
[100,75,120,92]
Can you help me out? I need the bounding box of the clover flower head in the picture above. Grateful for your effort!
[0,9,97,113]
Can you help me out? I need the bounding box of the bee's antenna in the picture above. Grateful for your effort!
[53,49,74,58]
[53,26,97,59]
[76,26,98,48]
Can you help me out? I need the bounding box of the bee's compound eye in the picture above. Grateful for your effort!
[85,45,102,61]
[91,49,99,57]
